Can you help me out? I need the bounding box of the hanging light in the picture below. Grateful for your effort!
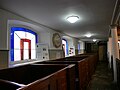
[67,16,79,23]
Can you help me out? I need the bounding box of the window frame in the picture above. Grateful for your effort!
[10,27,38,61]
[62,39,69,56]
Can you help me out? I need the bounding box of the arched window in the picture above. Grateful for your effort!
[10,27,38,61]
[62,39,68,56]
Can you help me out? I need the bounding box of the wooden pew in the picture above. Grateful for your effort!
[0,79,24,90]
[75,53,98,86]
[37,53,98,90]
[33,63,76,90]
[0,64,73,90]
[37,59,86,90]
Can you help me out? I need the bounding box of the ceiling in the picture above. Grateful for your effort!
[0,0,116,41]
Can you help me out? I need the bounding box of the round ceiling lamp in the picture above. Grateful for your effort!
[85,34,92,38]
[67,16,79,23]
[93,39,97,42]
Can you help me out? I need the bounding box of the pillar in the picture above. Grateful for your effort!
[111,25,119,83]
[108,37,112,68]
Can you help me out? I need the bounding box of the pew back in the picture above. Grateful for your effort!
[0,64,72,90]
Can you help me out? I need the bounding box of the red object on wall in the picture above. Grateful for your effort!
[20,39,31,60]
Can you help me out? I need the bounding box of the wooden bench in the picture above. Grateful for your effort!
[0,64,73,90]
[0,79,24,90]
[37,53,98,90]
[37,59,87,90]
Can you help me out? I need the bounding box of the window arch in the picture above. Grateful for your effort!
[62,39,68,56]
[10,27,38,61]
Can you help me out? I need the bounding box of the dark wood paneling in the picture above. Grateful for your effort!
[38,53,98,90]
[0,64,69,90]
[0,53,98,90]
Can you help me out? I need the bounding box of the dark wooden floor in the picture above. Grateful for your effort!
[87,61,119,90]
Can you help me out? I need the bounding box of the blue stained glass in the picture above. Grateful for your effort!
[11,27,38,43]
[10,27,38,61]
[10,28,14,61]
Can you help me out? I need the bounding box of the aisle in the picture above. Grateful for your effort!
[87,61,118,90]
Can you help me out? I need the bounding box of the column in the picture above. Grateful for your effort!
[108,37,112,68]
[111,25,119,83]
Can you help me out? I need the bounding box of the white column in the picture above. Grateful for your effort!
[108,37,112,68]
[111,25,119,83]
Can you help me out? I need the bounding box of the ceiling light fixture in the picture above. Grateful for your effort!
[85,34,92,38]
[67,16,79,23]
[93,39,97,42]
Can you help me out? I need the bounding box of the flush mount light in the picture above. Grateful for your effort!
[67,16,79,23]
[93,39,97,42]
[85,34,92,38]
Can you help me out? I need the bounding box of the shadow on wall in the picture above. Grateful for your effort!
[49,50,64,60]
[98,41,107,61]
[0,50,9,69]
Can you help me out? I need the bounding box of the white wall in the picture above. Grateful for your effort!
[79,41,85,49]
[39,32,51,47]
[0,10,8,50]
[0,9,63,68]
[73,38,79,49]
[0,9,82,68]
[79,41,85,54]
[0,9,62,50]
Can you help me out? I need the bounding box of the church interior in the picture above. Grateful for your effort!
[0,0,120,90]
